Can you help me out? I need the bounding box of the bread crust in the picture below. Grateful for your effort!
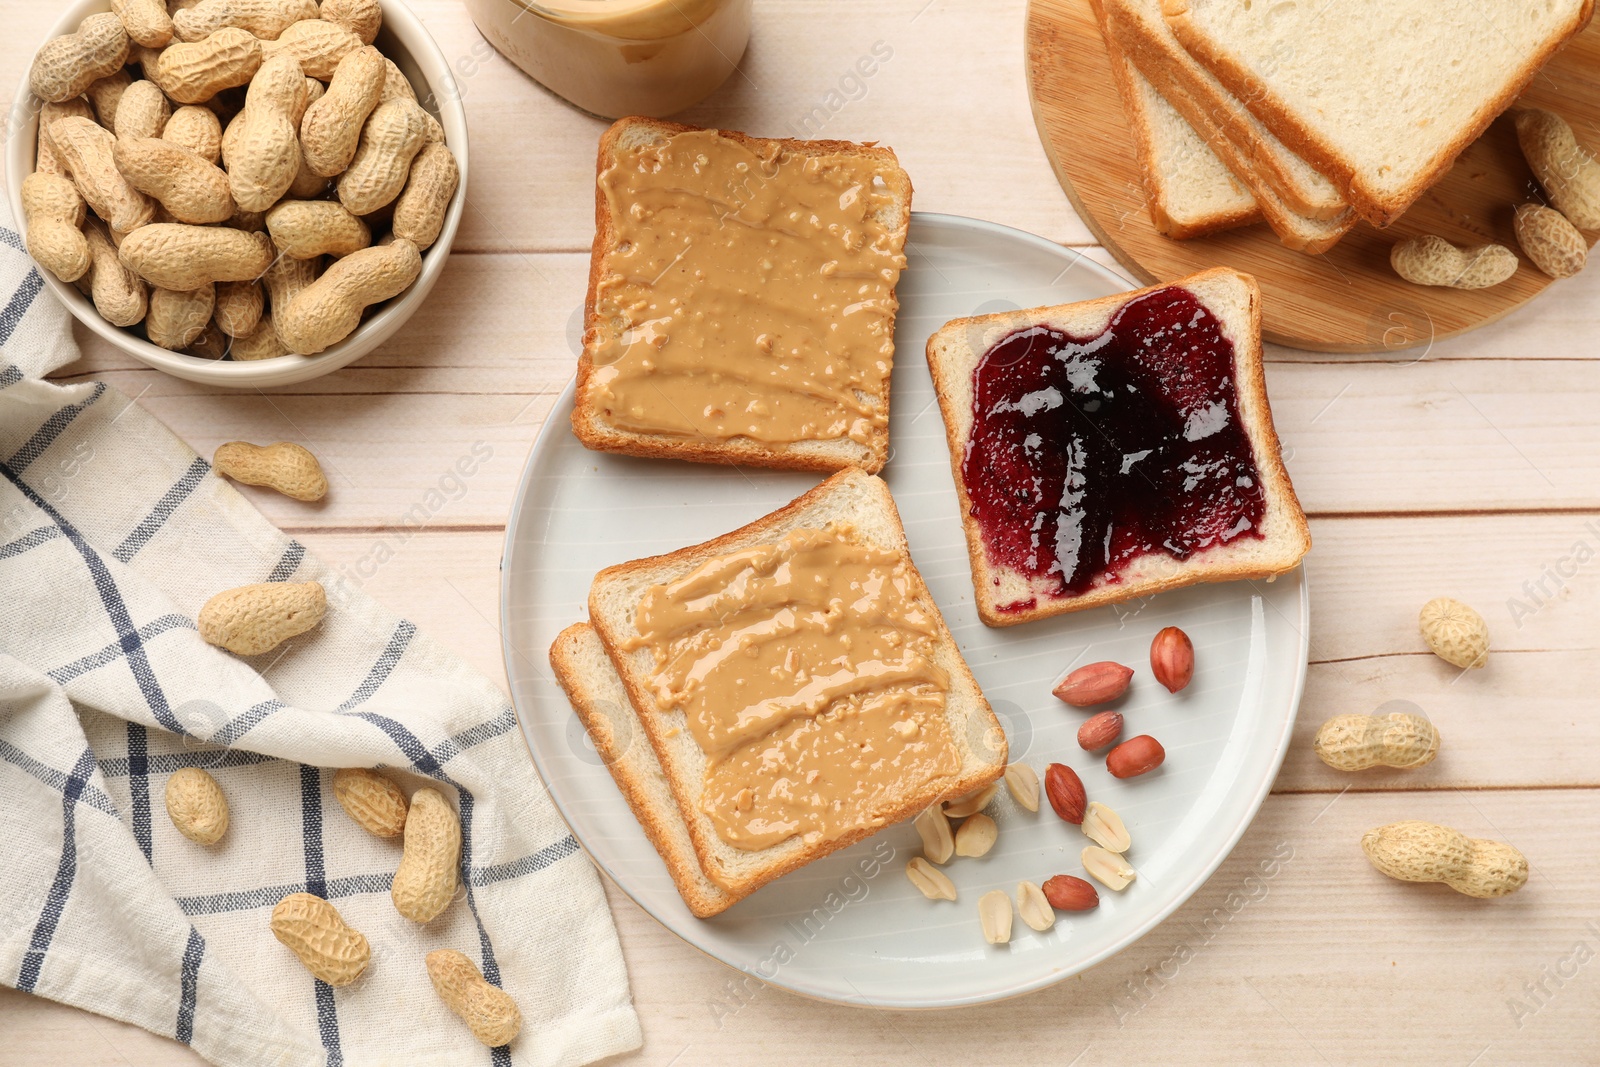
[925,267,1311,628]
[1100,1,1354,253]
[549,622,741,918]
[1094,0,1261,240]
[1118,42,1353,253]
[571,117,914,474]
[1100,0,1348,222]
[1161,0,1596,226]
[586,469,1005,899]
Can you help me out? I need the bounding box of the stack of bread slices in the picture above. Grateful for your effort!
[1094,0,1594,251]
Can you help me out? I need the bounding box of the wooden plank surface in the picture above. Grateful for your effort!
[9,790,1599,1063]
[0,1,1093,251]
[4,0,1598,1062]
[38,255,1600,528]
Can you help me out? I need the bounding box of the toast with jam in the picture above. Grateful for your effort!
[925,267,1310,627]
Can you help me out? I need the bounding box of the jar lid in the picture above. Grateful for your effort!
[517,0,724,40]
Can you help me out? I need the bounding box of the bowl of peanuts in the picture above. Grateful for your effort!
[6,0,468,387]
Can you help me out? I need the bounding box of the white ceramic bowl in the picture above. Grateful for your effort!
[6,0,469,387]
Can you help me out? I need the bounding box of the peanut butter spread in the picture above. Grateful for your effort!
[587,128,907,447]
[630,524,959,851]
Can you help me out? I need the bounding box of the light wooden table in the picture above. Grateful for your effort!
[6,2,1600,1063]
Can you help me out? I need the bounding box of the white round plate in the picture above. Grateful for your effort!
[500,212,1309,1009]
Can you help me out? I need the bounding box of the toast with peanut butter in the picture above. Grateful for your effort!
[581,468,1005,902]
[571,117,913,475]
[926,267,1310,627]
[549,622,740,918]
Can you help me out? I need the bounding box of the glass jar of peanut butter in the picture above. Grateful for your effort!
[462,0,753,119]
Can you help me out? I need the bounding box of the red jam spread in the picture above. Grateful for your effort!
[962,286,1266,614]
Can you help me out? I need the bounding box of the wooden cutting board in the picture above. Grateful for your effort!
[1025,0,1600,352]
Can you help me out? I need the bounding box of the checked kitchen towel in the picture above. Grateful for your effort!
[0,212,642,1066]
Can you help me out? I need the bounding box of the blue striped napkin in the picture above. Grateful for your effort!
[0,209,642,1066]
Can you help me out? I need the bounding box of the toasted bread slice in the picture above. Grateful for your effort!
[549,622,740,918]
[586,468,1005,898]
[1099,2,1260,239]
[925,268,1310,628]
[1162,0,1595,226]
[1101,0,1349,223]
[571,117,914,474]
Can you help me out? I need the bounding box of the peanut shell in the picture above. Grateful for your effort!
[426,949,521,1048]
[146,283,217,350]
[30,14,129,104]
[213,440,328,501]
[391,786,461,923]
[173,0,320,42]
[198,580,326,655]
[21,173,90,283]
[1418,597,1488,669]
[1361,821,1527,899]
[1313,713,1440,771]
[332,768,408,837]
[156,27,264,104]
[1516,108,1600,230]
[1514,203,1587,279]
[271,892,370,986]
[165,766,228,844]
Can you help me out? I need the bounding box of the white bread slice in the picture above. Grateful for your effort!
[586,468,1006,898]
[549,622,740,918]
[571,117,913,475]
[924,268,1310,628]
[1162,0,1595,226]
[1094,0,1356,252]
[1119,43,1355,254]
[1101,6,1260,239]
[1101,0,1349,223]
